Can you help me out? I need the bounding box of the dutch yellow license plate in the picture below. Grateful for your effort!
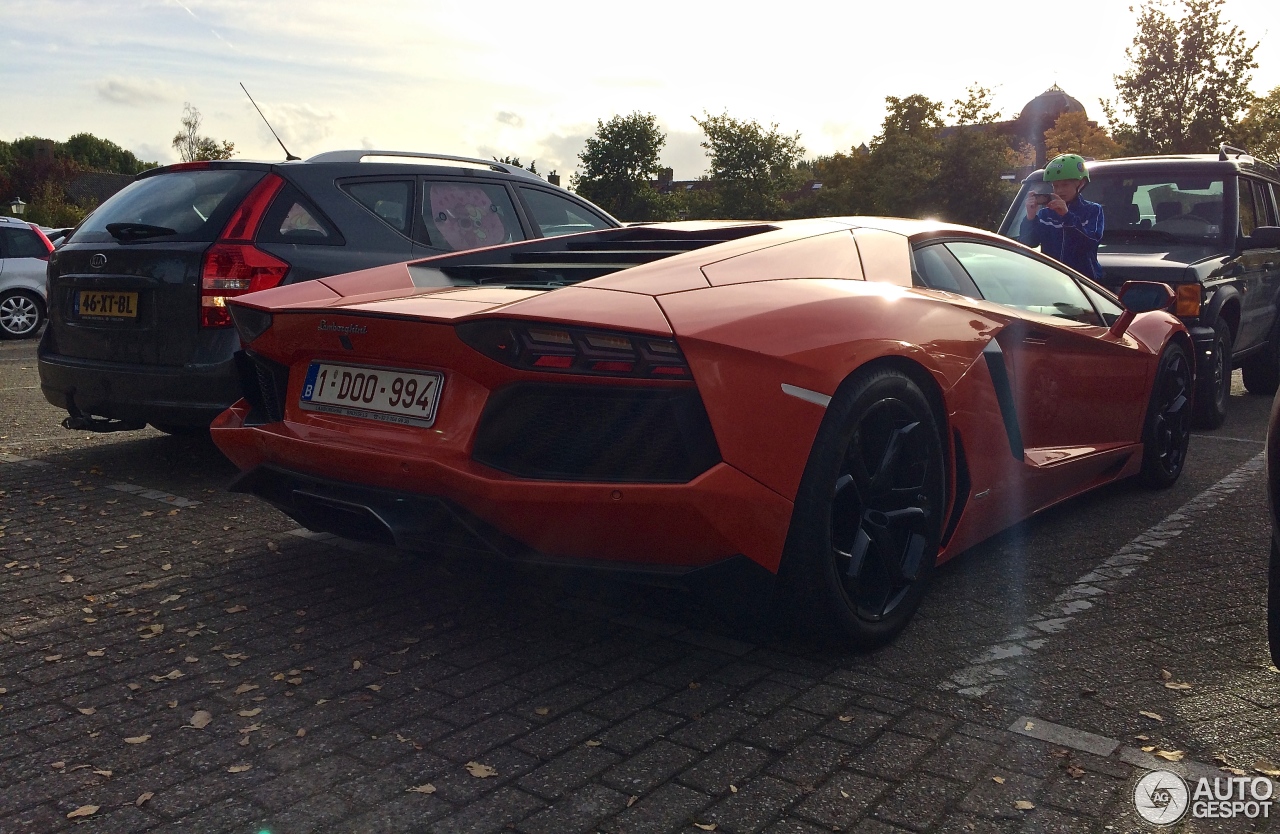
[77,291,138,319]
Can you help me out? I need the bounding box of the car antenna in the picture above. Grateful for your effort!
[240,83,300,161]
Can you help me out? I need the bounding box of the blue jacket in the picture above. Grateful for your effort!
[1021,196,1105,280]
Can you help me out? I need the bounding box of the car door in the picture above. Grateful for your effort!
[516,187,615,239]
[942,240,1152,453]
[1233,177,1279,351]
[1249,180,1280,339]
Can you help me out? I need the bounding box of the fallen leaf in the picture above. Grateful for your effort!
[1066,764,1085,778]
[51,761,66,769]
[1254,759,1280,778]
[60,575,76,583]
[161,564,172,571]
[227,764,251,773]
[126,683,141,691]
[1135,734,1151,741]
[93,769,112,777]
[167,701,178,709]
[159,595,180,604]
[149,670,184,682]
[465,761,497,778]
[239,723,262,734]
[838,715,853,722]
[534,707,550,716]
[993,776,1006,784]
[287,677,303,686]
[352,660,362,670]
[225,605,247,614]
[1164,681,1193,691]
[124,735,150,744]
[135,792,153,807]
[1160,669,1173,681]
[407,783,436,794]
[77,707,96,716]
[86,650,104,658]
[1024,721,1035,731]
[66,805,99,819]
[366,684,381,692]
[296,728,306,737]
[585,740,602,747]
[694,824,716,831]
[238,708,261,717]
[1014,800,1035,811]
[626,795,638,807]
[238,736,249,746]
[1142,745,1156,752]
[44,655,62,662]
[233,683,258,695]
[729,784,738,793]
[188,710,212,729]
[267,541,279,552]
[1139,710,1163,721]
[1156,750,1185,762]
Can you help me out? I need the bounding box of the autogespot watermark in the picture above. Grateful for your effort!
[1134,769,1274,825]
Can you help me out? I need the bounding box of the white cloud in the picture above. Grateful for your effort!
[96,77,178,106]
[252,102,341,156]
[495,111,524,128]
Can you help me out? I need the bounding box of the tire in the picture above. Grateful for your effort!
[779,367,946,648]
[1191,318,1232,429]
[1242,314,1280,396]
[1270,538,1280,669]
[1138,342,1192,489]
[150,423,210,437]
[0,290,45,339]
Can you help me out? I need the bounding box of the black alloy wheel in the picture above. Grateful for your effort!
[0,291,44,339]
[781,368,945,647]
[1192,319,1232,429]
[1139,342,1192,488]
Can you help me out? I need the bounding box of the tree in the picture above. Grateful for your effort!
[61,133,154,175]
[1108,0,1258,154]
[494,155,537,175]
[865,94,944,218]
[933,86,1020,230]
[1043,112,1121,160]
[1233,86,1280,163]
[571,112,668,221]
[172,103,235,162]
[694,112,804,219]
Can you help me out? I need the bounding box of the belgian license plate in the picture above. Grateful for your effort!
[76,290,138,319]
[299,362,443,428]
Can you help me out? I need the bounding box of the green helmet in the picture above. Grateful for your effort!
[1043,153,1089,182]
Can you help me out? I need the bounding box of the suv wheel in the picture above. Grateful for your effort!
[0,290,45,339]
[1192,319,1232,429]
[1243,314,1280,396]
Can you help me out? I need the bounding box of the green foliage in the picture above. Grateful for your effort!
[571,112,668,221]
[1043,111,1122,160]
[933,87,1019,230]
[865,95,944,218]
[1108,0,1258,153]
[0,132,155,226]
[61,133,155,175]
[25,180,96,228]
[1232,86,1280,163]
[172,103,235,162]
[694,112,804,219]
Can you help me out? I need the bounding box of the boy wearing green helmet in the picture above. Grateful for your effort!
[1021,153,1105,280]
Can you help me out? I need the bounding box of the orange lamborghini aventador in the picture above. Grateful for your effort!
[211,218,1192,646]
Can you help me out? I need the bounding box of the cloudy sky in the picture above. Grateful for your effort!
[2,0,1277,180]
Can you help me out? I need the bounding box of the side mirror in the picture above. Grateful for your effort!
[1110,280,1175,338]
[1247,226,1280,249]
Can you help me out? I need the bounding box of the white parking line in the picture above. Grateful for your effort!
[942,453,1266,697]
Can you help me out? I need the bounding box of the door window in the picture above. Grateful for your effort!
[518,188,612,238]
[1252,180,1277,227]
[912,243,981,298]
[1239,179,1258,237]
[258,184,343,245]
[421,181,524,252]
[343,180,414,236]
[945,241,1102,325]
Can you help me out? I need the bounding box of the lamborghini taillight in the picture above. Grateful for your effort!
[457,321,692,379]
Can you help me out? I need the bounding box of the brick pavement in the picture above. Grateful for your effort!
[2,340,1278,833]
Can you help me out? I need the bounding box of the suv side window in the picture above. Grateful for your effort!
[421,181,525,252]
[518,188,612,238]
[945,241,1102,325]
[1253,180,1278,227]
[1239,179,1259,237]
[258,183,344,246]
[0,226,48,259]
[343,180,414,236]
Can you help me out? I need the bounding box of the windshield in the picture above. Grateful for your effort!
[75,169,265,244]
[1003,170,1229,249]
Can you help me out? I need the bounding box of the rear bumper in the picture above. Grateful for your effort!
[211,401,793,573]
[38,348,241,427]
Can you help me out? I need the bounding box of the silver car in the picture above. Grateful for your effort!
[0,216,52,338]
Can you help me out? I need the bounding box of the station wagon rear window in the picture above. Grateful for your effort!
[75,169,266,244]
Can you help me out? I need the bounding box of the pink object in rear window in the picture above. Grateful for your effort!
[429,184,508,251]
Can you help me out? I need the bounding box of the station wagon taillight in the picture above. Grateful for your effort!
[200,173,290,328]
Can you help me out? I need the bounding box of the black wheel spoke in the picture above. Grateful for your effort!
[867,421,919,497]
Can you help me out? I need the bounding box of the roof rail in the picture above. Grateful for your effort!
[1219,143,1280,179]
[303,150,546,182]
[1220,143,1251,161]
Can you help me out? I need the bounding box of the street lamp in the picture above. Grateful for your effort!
[8,197,25,216]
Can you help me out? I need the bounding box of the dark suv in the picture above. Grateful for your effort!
[999,146,1280,428]
[38,151,619,433]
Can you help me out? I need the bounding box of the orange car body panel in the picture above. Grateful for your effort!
[213,219,1188,576]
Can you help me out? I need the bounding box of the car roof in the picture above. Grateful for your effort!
[1023,152,1279,184]
[138,150,551,185]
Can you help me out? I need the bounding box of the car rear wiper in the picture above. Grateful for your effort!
[105,222,178,241]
